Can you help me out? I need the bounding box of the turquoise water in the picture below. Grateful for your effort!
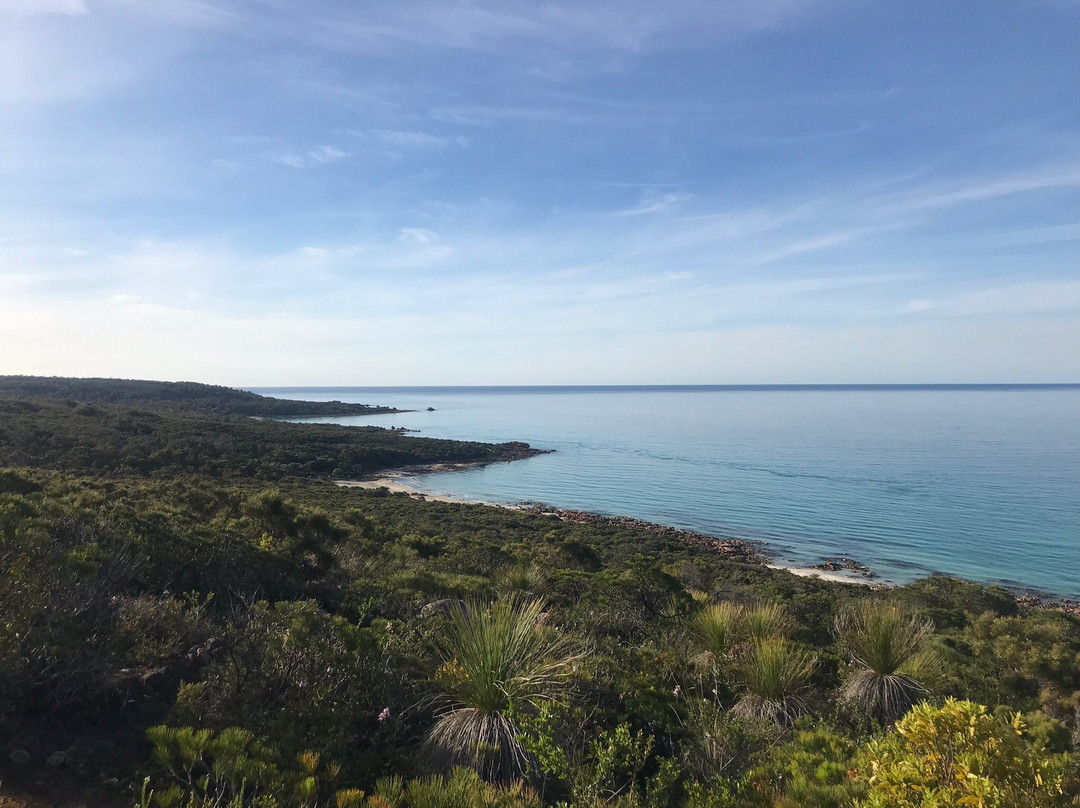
[258,386,1080,598]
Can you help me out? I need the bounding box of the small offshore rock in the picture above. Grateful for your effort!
[9,749,31,764]
[46,750,67,766]
[812,557,876,578]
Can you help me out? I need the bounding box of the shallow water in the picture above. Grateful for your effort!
[258,386,1080,598]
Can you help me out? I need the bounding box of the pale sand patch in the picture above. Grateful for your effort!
[335,477,493,506]
[769,563,876,586]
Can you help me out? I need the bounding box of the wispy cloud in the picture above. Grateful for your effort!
[903,280,1080,318]
[0,0,87,17]
[343,129,469,149]
[268,145,350,168]
[887,165,1080,213]
[218,0,841,58]
[611,193,694,217]
[1,0,1077,382]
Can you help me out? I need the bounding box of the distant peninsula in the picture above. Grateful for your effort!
[0,375,403,418]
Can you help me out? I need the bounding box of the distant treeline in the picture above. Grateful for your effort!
[0,375,400,417]
[0,395,537,480]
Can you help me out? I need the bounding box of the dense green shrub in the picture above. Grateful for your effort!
[857,699,1080,807]
[168,600,402,783]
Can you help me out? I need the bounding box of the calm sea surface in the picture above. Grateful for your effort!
[256,386,1080,598]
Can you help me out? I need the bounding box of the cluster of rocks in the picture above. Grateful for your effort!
[7,738,116,769]
[1017,592,1080,617]
[513,502,770,565]
[812,557,876,578]
[491,442,554,462]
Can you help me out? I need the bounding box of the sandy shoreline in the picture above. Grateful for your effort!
[766,563,873,585]
[336,474,877,587]
[335,476,485,505]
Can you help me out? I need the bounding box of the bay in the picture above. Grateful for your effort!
[256,386,1080,598]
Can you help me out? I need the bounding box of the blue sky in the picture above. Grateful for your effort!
[1,0,1078,384]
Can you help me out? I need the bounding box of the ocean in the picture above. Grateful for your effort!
[255,386,1080,599]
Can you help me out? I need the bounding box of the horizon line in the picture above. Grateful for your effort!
[248,383,1080,392]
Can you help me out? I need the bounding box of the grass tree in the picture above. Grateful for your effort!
[693,601,793,661]
[834,603,936,724]
[493,562,548,597]
[425,596,581,783]
[694,602,745,661]
[740,603,794,643]
[731,637,817,725]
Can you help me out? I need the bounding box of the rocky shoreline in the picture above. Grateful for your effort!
[513,501,772,565]
[344,467,1080,602]
[344,451,888,583]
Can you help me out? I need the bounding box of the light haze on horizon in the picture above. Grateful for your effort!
[1,0,1078,385]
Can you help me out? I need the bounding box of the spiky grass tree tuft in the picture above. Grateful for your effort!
[494,562,548,597]
[740,603,794,643]
[731,637,817,725]
[694,602,744,661]
[835,603,936,724]
[426,596,581,783]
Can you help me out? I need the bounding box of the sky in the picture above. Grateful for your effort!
[1,0,1078,385]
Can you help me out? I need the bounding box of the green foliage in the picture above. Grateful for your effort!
[694,603,744,660]
[141,725,289,807]
[580,556,691,641]
[114,593,214,666]
[495,562,549,597]
[964,610,1080,714]
[857,698,1080,807]
[569,723,655,807]
[676,694,777,783]
[741,603,795,643]
[400,768,543,808]
[168,600,395,782]
[835,603,938,723]
[731,638,817,725]
[693,601,794,667]
[518,704,658,807]
[682,781,740,808]
[426,597,581,782]
[0,394,536,480]
[749,721,866,808]
[892,576,1018,629]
